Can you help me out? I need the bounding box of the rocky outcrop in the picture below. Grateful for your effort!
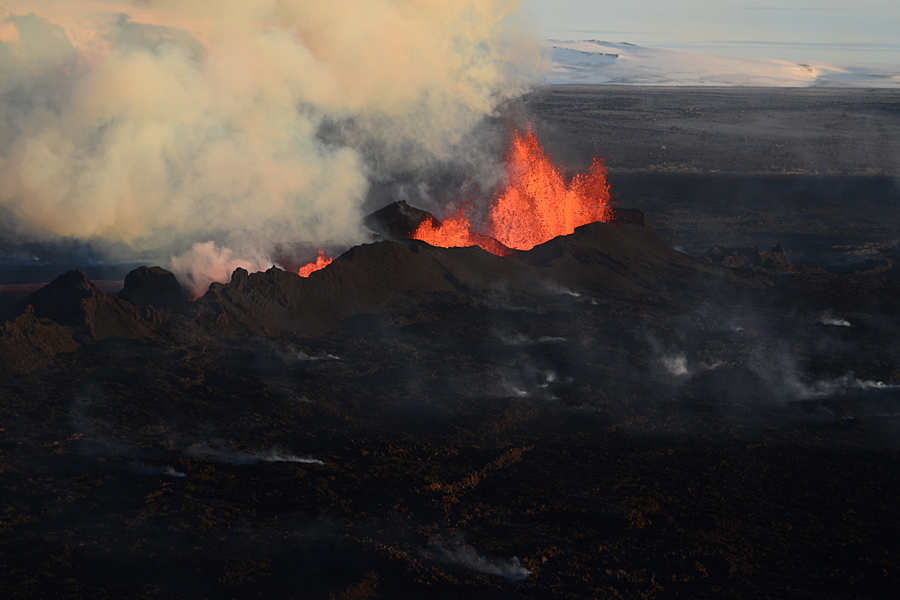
[364,200,436,241]
[189,219,697,336]
[8,270,154,342]
[119,266,188,313]
[523,221,696,295]
[703,244,793,272]
[190,240,527,336]
[0,306,79,373]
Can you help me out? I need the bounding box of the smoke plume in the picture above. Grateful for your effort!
[170,241,275,298]
[820,313,852,327]
[430,539,531,583]
[790,372,898,400]
[0,1,545,289]
[188,443,325,466]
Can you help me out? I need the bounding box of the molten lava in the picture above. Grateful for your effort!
[412,209,475,250]
[298,250,333,277]
[411,129,612,255]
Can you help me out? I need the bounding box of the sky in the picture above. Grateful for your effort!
[522,0,900,64]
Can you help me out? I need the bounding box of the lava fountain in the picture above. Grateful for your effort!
[298,250,333,277]
[412,130,613,255]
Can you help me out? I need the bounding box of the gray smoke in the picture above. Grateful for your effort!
[789,372,898,400]
[820,313,852,327]
[188,443,325,466]
[432,539,531,583]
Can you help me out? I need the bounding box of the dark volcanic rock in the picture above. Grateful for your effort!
[191,221,698,337]
[858,242,900,275]
[192,242,532,336]
[3,209,900,599]
[760,244,794,271]
[523,221,697,295]
[704,243,793,272]
[0,306,79,373]
[0,210,703,345]
[11,270,154,341]
[0,217,690,343]
[364,200,435,240]
[119,266,188,312]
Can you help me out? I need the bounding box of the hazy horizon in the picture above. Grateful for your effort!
[544,34,900,65]
[526,1,900,65]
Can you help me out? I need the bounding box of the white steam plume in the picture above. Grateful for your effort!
[188,443,325,466]
[0,1,545,281]
[790,372,898,400]
[431,539,531,583]
[646,335,723,381]
[820,314,852,327]
[171,241,275,298]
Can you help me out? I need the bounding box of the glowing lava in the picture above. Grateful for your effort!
[298,250,333,277]
[412,209,475,250]
[488,130,612,250]
[411,129,612,255]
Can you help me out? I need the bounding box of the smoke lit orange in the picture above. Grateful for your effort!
[411,129,612,255]
[298,250,333,277]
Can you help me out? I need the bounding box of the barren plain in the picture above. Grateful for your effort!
[530,86,900,259]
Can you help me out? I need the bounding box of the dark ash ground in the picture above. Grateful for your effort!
[1,87,899,599]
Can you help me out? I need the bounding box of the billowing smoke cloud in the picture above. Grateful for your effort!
[0,1,545,290]
[171,241,276,298]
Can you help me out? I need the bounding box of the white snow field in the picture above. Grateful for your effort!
[548,40,900,87]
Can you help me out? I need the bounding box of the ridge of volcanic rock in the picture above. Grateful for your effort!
[191,240,533,336]
[0,210,701,346]
[364,200,435,241]
[7,270,154,342]
[192,219,698,337]
[0,305,80,373]
[119,266,189,313]
[519,221,697,295]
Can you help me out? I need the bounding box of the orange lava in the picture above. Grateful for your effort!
[298,250,333,277]
[411,129,612,255]
[410,208,476,250]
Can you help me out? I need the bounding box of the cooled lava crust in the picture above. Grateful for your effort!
[1,203,899,599]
